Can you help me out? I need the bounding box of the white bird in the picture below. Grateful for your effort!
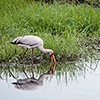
[12,70,53,91]
[11,35,56,73]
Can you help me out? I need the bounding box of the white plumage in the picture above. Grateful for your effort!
[11,35,53,55]
[12,70,53,91]
[11,35,56,73]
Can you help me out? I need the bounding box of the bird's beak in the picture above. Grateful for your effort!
[50,54,56,71]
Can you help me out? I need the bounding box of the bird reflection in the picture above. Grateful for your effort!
[12,70,53,91]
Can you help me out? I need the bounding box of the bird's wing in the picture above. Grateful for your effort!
[17,36,39,46]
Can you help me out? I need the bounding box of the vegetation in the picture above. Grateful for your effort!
[0,0,100,63]
[0,61,87,84]
[0,59,98,84]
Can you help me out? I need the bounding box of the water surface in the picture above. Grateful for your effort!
[0,60,100,100]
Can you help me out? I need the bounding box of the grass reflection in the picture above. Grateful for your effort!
[0,59,99,85]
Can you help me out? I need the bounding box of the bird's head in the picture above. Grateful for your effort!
[46,49,56,72]
[50,52,54,57]
[46,49,53,56]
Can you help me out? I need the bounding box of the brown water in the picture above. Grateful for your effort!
[0,59,100,100]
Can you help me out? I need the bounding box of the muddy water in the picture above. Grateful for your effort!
[0,59,100,100]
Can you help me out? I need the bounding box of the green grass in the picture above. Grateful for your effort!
[0,61,86,84]
[0,0,100,63]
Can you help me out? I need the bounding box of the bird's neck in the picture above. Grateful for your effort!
[38,73,51,84]
[38,46,52,55]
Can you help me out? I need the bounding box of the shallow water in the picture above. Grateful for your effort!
[0,59,100,100]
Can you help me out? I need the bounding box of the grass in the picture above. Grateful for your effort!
[0,61,86,84]
[1,58,98,83]
[0,0,100,63]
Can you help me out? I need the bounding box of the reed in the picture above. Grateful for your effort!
[0,0,100,63]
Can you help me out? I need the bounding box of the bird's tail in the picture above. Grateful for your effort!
[11,37,21,44]
[11,41,16,44]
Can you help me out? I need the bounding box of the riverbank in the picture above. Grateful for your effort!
[0,0,100,63]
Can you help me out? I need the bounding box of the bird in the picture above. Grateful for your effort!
[11,35,56,73]
[12,70,53,91]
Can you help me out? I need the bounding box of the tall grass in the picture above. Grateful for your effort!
[0,61,86,84]
[0,0,100,63]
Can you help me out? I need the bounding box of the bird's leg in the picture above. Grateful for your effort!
[23,48,28,64]
[22,48,28,72]
[31,49,34,77]
[23,69,29,79]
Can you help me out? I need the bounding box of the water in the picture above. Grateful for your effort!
[0,59,100,100]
